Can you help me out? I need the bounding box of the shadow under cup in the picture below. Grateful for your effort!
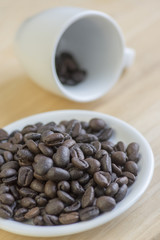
[54,13,124,102]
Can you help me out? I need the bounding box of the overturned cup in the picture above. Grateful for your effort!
[15,7,135,102]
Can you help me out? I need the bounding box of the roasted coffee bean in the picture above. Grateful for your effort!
[0,204,13,219]
[17,148,34,163]
[44,180,57,198]
[35,193,47,207]
[80,143,96,156]
[94,171,111,188]
[58,181,70,192]
[0,193,15,205]
[89,118,106,131]
[71,181,84,195]
[10,185,19,199]
[105,182,119,197]
[34,154,53,176]
[101,141,114,153]
[62,139,76,148]
[18,167,33,186]
[33,215,44,225]
[115,141,126,152]
[100,153,112,173]
[0,168,17,178]
[85,157,101,174]
[96,196,116,212]
[57,190,75,205]
[122,171,136,185]
[81,186,95,208]
[95,186,105,197]
[81,121,89,130]
[0,142,17,153]
[18,187,37,198]
[43,214,59,225]
[95,149,107,160]
[20,197,36,208]
[115,184,128,202]
[9,132,23,144]
[53,146,70,168]
[69,168,83,180]
[3,151,13,162]
[33,172,47,181]
[116,176,128,186]
[112,163,122,176]
[22,125,37,135]
[30,179,44,193]
[78,173,90,185]
[24,132,41,142]
[14,208,27,221]
[70,145,84,160]
[38,142,54,157]
[111,151,127,165]
[47,167,70,182]
[0,129,8,141]
[59,212,79,225]
[0,185,9,194]
[97,128,113,141]
[126,142,140,162]
[25,207,40,219]
[0,155,5,166]
[45,198,64,215]
[91,141,101,151]
[44,133,64,146]
[71,157,89,170]
[26,140,39,154]
[64,200,81,213]
[84,178,95,190]
[79,206,99,221]
[1,161,19,171]
[124,161,138,176]
[66,120,82,138]
[76,134,98,143]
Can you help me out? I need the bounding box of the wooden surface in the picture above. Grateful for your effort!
[0,0,160,239]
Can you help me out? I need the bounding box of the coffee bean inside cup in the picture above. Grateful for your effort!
[0,118,140,225]
[56,52,86,86]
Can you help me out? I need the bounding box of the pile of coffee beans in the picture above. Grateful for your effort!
[0,118,140,225]
[56,52,86,86]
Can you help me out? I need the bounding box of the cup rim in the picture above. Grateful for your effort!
[51,9,125,102]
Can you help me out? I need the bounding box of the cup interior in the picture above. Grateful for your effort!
[54,12,124,102]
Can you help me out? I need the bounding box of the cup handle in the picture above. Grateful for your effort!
[123,47,135,68]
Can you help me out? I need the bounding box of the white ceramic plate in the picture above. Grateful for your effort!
[0,110,154,237]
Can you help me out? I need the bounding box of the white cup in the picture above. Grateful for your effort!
[15,7,135,102]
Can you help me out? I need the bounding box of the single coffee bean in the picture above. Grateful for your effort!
[53,146,70,168]
[76,134,98,143]
[112,163,122,176]
[126,142,140,162]
[94,186,105,197]
[33,172,47,181]
[101,141,114,153]
[9,185,19,199]
[89,118,106,131]
[116,176,128,186]
[0,129,8,141]
[0,155,5,166]
[0,185,9,194]
[35,194,47,207]
[14,208,28,221]
[81,186,95,208]
[62,139,76,148]
[111,151,127,166]
[57,181,70,192]
[38,142,54,157]
[78,173,90,185]
[25,207,40,219]
[0,142,17,153]
[17,149,34,163]
[115,141,126,152]
[95,149,107,160]
[47,167,70,182]
[79,206,99,221]
[59,212,79,225]
[70,145,84,160]
[43,133,64,146]
[71,180,84,195]
[85,157,101,174]
[71,157,89,170]
[122,171,136,185]
[0,204,13,219]
[43,214,59,225]
[30,179,44,193]
[22,125,37,135]
[91,141,101,151]
[33,154,53,176]
[1,161,19,171]
[96,196,116,212]
[111,172,117,182]
[105,182,119,197]
[45,198,64,215]
[100,153,112,173]
[3,151,13,162]
[33,215,44,225]
[66,120,82,138]
[20,197,36,208]
[93,171,110,188]
[64,200,81,213]
[84,178,95,190]
[124,161,138,176]
[80,143,96,156]
[18,167,33,186]
[69,168,83,180]
[24,132,41,142]
[57,190,75,205]
[97,128,113,142]
[115,184,128,202]
[18,187,37,198]
[0,193,15,205]
[0,168,17,178]
[26,140,40,154]
[9,132,23,144]
[44,180,57,198]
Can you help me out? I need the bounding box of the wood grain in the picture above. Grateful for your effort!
[0,0,160,239]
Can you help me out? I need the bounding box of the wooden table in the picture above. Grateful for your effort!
[0,0,160,239]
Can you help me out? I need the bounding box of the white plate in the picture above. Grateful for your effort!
[0,110,154,237]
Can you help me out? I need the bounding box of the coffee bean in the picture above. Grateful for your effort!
[26,140,40,154]
[64,200,81,213]
[57,190,75,205]
[71,180,84,195]
[43,214,59,225]
[45,198,64,215]
[14,208,28,221]
[47,167,70,182]
[0,204,13,219]
[122,171,136,185]
[0,193,15,205]
[89,118,106,131]
[18,187,37,198]
[0,168,17,178]
[101,141,114,153]
[112,163,122,176]
[44,133,64,146]
[96,196,116,212]
[22,125,37,135]
[0,142,17,153]
[78,173,90,185]
[1,161,19,171]
[69,168,83,180]
[80,143,96,156]
[9,185,19,199]
[124,161,138,176]
[97,128,113,141]
[94,171,111,188]
[44,180,57,198]
[25,207,40,219]
[9,132,23,144]
[100,153,112,173]
[111,151,127,165]
[38,142,54,157]
[66,120,82,138]
[18,167,33,186]
[33,215,44,225]
[70,145,84,160]
[71,157,89,170]
[17,149,34,163]
[95,149,107,160]
[79,206,99,221]
[0,185,9,194]
[34,154,53,176]
[76,134,98,143]
[20,197,36,208]
[0,129,8,141]
[126,142,140,162]
[116,176,128,186]
[85,157,101,174]
[81,186,94,208]
[24,132,41,142]
[105,182,119,197]
[94,186,105,197]
[59,212,79,224]
[115,141,126,152]
[3,151,13,162]
[53,146,70,168]
[35,194,47,207]
[30,179,44,193]
[62,139,76,148]
[58,181,70,192]
[0,155,5,166]
[91,141,101,151]
[115,184,128,202]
